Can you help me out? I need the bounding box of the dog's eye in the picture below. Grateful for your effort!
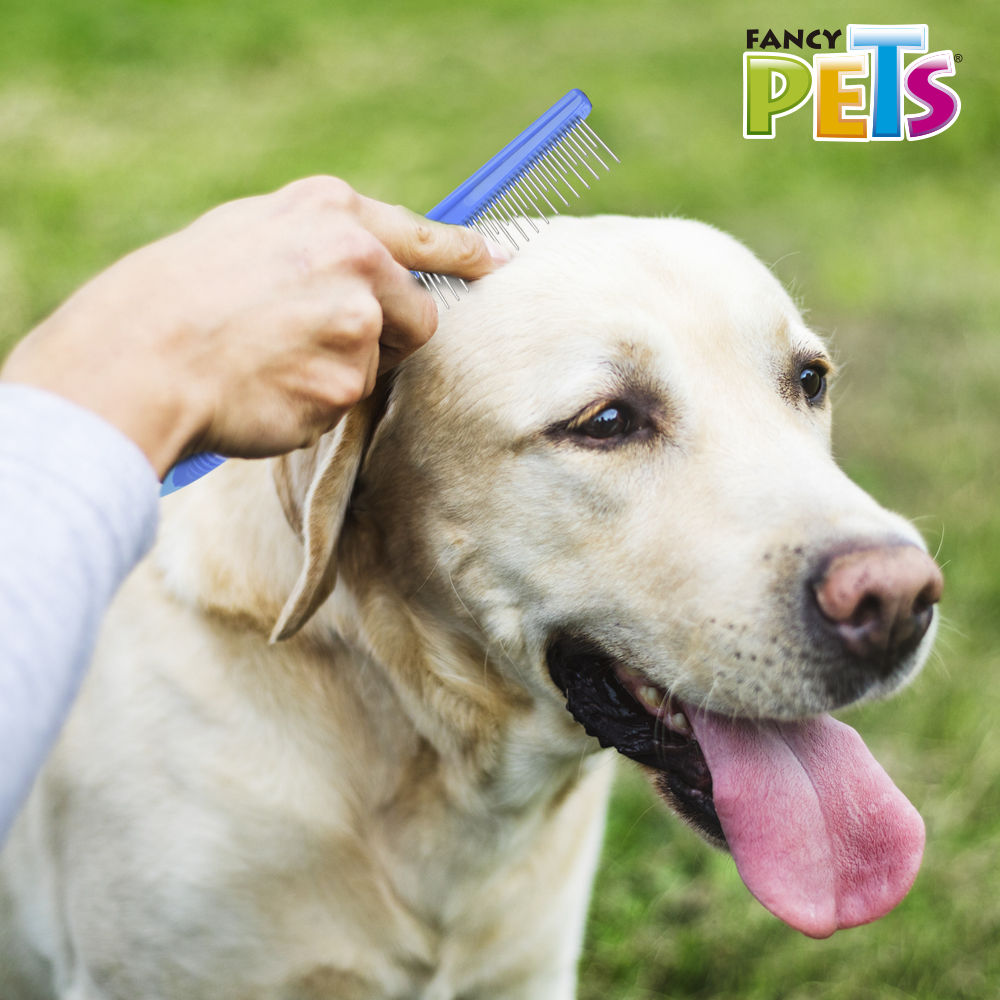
[579,405,632,439]
[799,365,827,403]
[556,398,652,446]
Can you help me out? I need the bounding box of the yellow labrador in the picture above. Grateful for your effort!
[0,217,942,999]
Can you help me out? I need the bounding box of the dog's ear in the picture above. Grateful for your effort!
[269,382,389,643]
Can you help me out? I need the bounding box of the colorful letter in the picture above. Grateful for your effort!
[847,24,927,139]
[813,53,869,141]
[904,51,961,140]
[743,53,813,138]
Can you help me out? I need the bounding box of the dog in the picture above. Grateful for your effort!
[0,216,942,999]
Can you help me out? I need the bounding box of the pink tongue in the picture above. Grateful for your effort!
[690,710,925,939]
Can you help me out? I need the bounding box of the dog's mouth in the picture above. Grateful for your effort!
[546,634,927,939]
[545,636,724,847]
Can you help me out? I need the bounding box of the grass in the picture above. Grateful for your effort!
[1,0,998,995]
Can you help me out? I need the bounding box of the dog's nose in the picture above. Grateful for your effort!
[813,545,943,666]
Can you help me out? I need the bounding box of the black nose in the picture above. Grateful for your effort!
[812,544,943,673]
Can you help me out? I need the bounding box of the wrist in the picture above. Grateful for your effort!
[1,316,204,480]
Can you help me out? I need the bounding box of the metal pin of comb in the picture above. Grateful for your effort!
[414,88,618,308]
[161,88,616,496]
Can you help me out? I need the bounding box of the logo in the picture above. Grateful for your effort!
[743,24,961,141]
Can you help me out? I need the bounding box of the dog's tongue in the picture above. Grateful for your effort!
[690,710,925,939]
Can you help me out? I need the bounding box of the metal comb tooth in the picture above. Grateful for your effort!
[414,88,617,309]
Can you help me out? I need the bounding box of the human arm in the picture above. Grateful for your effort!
[0,177,506,840]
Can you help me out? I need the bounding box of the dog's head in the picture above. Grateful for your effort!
[268,216,941,937]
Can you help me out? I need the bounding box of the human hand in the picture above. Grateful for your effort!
[0,176,509,478]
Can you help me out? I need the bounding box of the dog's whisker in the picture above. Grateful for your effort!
[484,631,533,689]
[484,640,514,693]
[933,524,946,563]
[445,568,486,636]
[445,568,531,690]
[576,740,590,785]
[767,250,800,273]
[408,543,454,600]
[934,613,967,642]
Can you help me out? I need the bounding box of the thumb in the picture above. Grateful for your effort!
[357,198,512,279]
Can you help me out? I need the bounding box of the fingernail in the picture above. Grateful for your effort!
[486,238,513,265]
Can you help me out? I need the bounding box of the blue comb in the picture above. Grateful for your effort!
[413,88,617,307]
[161,88,616,496]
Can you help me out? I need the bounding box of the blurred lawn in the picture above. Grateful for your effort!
[0,0,998,996]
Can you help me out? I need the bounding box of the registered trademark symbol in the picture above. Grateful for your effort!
[955,53,963,62]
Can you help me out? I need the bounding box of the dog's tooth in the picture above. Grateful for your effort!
[638,685,663,711]
[671,712,692,734]
[618,663,645,681]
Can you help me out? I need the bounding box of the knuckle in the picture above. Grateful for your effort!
[402,210,438,249]
[406,218,488,275]
[336,364,371,408]
[339,291,383,339]
[350,235,390,277]
[453,228,490,270]
[284,175,360,213]
[391,206,443,269]
[306,358,370,412]
[327,228,390,278]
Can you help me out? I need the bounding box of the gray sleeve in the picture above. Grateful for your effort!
[0,385,160,841]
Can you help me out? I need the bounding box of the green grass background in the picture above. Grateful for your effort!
[0,0,997,996]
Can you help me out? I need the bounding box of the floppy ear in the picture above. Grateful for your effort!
[269,382,389,643]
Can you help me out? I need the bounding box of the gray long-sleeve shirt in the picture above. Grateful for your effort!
[0,384,159,841]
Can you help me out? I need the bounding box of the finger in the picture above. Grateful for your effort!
[355,197,511,279]
[309,251,437,375]
[364,256,439,372]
